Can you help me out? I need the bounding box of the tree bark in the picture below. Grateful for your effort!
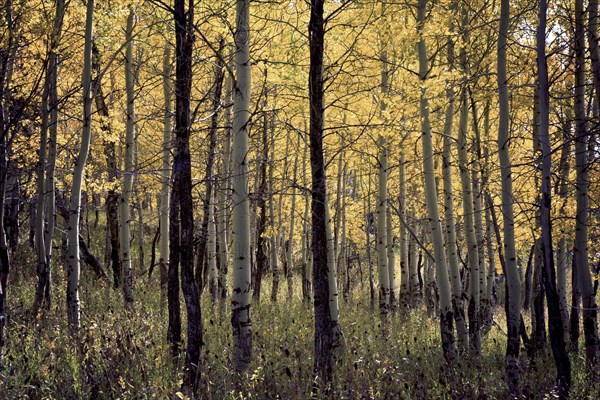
[231,0,252,373]
[67,0,94,330]
[417,0,457,364]
[498,0,522,393]
[173,0,202,389]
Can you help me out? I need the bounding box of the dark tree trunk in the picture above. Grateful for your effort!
[92,42,122,289]
[173,0,202,391]
[537,1,571,395]
[308,0,334,387]
[253,98,269,303]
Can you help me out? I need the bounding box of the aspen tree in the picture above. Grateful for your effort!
[537,0,571,392]
[269,122,280,302]
[172,0,202,387]
[231,0,252,372]
[286,135,299,301]
[399,152,410,311]
[33,0,65,315]
[67,0,95,329]
[253,92,269,302]
[456,4,480,356]
[219,67,232,300]
[556,116,571,345]
[498,0,522,392]
[441,29,468,352]
[416,0,457,363]
[377,135,390,318]
[574,0,599,369]
[301,142,312,303]
[159,43,172,313]
[309,0,343,384]
[120,6,135,309]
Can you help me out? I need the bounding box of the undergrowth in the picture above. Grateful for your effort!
[1,246,599,399]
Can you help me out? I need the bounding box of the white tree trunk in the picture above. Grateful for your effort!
[231,0,252,372]
[67,0,94,329]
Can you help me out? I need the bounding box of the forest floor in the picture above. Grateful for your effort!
[1,246,599,399]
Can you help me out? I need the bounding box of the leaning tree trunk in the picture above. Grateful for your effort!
[231,0,252,373]
[498,0,522,393]
[537,2,572,393]
[574,0,599,369]
[119,6,135,310]
[67,0,94,330]
[172,0,202,390]
[417,0,457,364]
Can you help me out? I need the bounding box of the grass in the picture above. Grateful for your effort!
[1,243,600,399]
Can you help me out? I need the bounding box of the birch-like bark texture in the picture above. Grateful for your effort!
[219,71,232,300]
[498,0,522,393]
[456,4,480,355]
[574,0,599,370]
[376,135,390,318]
[120,6,135,309]
[67,0,94,329]
[417,0,457,364]
[537,1,571,393]
[159,43,172,313]
[441,29,468,352]
[399,152,410,311]
[269,124,280,302]
[231,0,252,372]
[33,0,65,316]
[286,136,299,301]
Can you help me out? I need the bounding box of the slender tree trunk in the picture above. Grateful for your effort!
[441,35,468,350]
[231,0,252,373]
[574,0,599,369]
[253,95,269,303]
[67,0,94,330]
[269,119,280,302]
[218,71,232,301]
[120,7,135,309]
[399,153,410,312]
[196,39,225,289]
[376,135,390,319]
[33,0,65,316]
[537,2,572,393]
[417,0,457,364]
[301,143,312,303]
[92,42,121,290]
[498,0,522,393]
[286,137,299,301]
[159,43,172,314]
[172,0,202,389]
